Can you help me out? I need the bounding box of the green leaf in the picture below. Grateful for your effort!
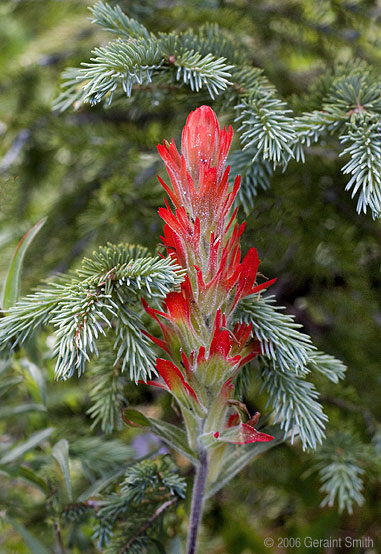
[205,426,282,499]
[0,402,46,419]
[0,427,53,465]
[2,217,47,311]
[123,408,151,427]
[19,358,47,405]
[123,409,198,464]
[78,467,126,502]
[17,465,49,494]
[0,375,23,398]
[0,464,48,494]
[149,418,198,465]
[5,516,52,554]
[52,439,73,501]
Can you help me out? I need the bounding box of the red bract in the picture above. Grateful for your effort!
[220,423,274,444]
[142,105,275,446]
[156,358,199,403]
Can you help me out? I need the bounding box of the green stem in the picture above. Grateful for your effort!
[186,447,209,554]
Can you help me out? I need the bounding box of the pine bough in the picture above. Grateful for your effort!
[0,243,185,382]
[54,2,381,218]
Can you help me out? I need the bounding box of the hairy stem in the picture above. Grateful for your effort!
[186,448,209,554]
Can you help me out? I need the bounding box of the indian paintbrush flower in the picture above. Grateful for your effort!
[141,105,275,443]
[139,105,276,553]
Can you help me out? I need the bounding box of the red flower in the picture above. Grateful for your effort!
[157,106,234,214]
[141,106,276,443]
[155,358,199,402]
[222,423,274,444]
[214,412,274,444]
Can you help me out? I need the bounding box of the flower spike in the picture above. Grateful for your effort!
[143,105,275,451]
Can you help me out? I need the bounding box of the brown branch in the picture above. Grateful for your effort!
[53,520,66,554]
[118,496,178,554]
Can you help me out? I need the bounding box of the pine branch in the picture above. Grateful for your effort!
[116,497,177,554]
[260,359,327,450]
[236,295,346,382]
[53,6,380,220]
[308,351,347,384]
[52,67,90,113]
[232,66,267,92]
[324,72,381,116]
[79,37,163,105]
[313,432,368,513]
[235,295,346,449]
[61,503,92,524]
[92,456,185,552]
[228,150,273,215]
[55,6,234,110]
[89,1,150,40]
[170,50,232,100]
[0,243,184,382]
[292,110,340,162]
[339,113,381,217]
[236,295,314,376]
[159,23,246,66]
[86,346,126,434]
[235,80,296,168]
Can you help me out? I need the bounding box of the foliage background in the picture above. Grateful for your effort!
[0,1,380,553]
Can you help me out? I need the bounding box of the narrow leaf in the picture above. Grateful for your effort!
[20,358,47,405]
[0,402,46,419]
[2,217,47,310]
[0,375,23,398]
[0,427,53,465]
[17,465,49,494]
[78,468,126,502]
[149,418,198,465]
[123,408,151,427]
[6,516,51,554]
[52,439,73,501]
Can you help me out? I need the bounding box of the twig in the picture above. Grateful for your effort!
[118,496,178,554]
[322,396,377,434]
[53,520,66,554]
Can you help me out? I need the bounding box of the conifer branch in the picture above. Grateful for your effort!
[54,4,381,217]
[292,110,339,162]
[236,295,315,376]
[89,1,150,40]
[237,295,346,381]
[79,37,163,105]
[92,457,185,553]
[170,51,232,100]
[228,150,273,215]
[0,243,184,382]
[236,295,346,450]
[260,359,327,450]
[312,432,369,513]
[159,24,246,65]
[340,113,381,217]
[86,346,126,433]
[235,81,296,168]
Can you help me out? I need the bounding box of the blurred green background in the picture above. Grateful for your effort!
[0,1,380,553]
